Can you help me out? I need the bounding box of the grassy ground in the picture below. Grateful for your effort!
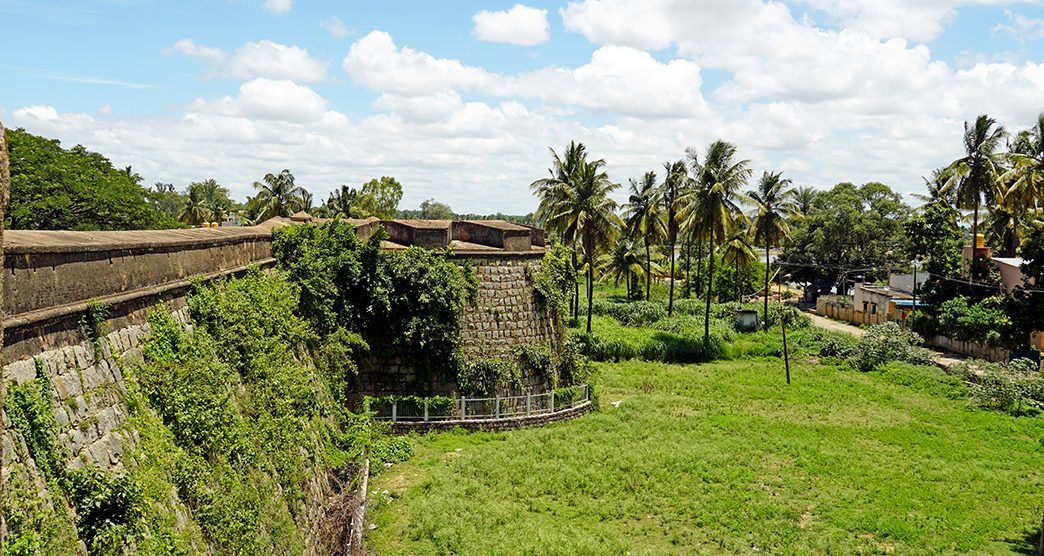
[366,358,1044,555]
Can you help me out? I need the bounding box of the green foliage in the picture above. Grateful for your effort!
[935,295,1013,347]
[583,299,667,326]
[458,358,522,396]
[273,221,477,386]
[847,322,935,372]
[66,467,145,552]
[778,181,911,285]
[360,176,404,218]
[579,316,727,364]
[514,343,554,385]
[530,242,574,329]
[953,358,1044,416]
[6,128,181,230]
[417,198,455,219]
[5,376,64,481]
[904,202,963,277]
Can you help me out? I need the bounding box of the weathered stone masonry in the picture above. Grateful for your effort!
[2,218,551,474]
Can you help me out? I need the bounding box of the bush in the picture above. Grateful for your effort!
[955,358,1044,416]
[584,299,667,326]
[580,316,726,364]
[847,322,934,372]
[936,296,1013,347]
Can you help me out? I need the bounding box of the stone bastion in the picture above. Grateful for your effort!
[1,216,552,474]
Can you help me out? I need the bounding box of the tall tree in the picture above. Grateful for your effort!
[419,198,455,219]
[747,171,798,331]
[623,171,665,301]
[947,115,1006,247]
[660,160,688,316]
[252,169,304,220]
[1004,113,1044,210]
[178,185,211,226]
[532,141,590,319]
[684,140,751,342]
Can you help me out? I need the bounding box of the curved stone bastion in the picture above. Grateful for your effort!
[1,217,560,475]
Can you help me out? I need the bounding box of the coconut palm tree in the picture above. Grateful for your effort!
[912,168,956,208]
[623,171,665,301]
[253,169,304,221]
[601,236,647,298]
[178,186,211,226]
[683,140,751,342]
[747,171,798,331]
[721,222,757,302]
[1004,113,1044,210]
[532,141,591,319]
[660,160,688,316]
[946,115,1007,246]
[792,185,818,217]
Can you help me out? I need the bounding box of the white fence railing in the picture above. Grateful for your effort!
[371,385,591,423]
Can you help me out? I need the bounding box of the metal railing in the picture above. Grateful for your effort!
[372,385,591,423]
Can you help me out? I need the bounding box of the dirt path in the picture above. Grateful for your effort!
[806,312,968,370]
[807,312,866,337]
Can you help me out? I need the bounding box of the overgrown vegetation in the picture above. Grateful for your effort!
[273,220,478,391]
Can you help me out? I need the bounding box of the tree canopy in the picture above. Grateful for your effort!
[6,128,181,230]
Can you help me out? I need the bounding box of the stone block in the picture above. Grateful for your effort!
[5,359,38,385]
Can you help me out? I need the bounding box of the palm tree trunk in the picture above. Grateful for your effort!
[695,236,704,298]
[586,253,595,333]
[972,199,980,255]
[685,228,693,298]
[735,259,741,302]
[764,244,771,332]
[704,234,716,343]
[645,238,652,301]
[667,232,676,317]
[571,242,580,320]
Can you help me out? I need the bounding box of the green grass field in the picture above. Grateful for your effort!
[366,358,1044,555]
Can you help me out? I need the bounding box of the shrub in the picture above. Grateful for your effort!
[847,322,934,372]
[957,358,1044,416]
[583,299,667,327]
[936,296,1013,347]
[458,358,521,396]
[66,467,144,552]
[580,316,726,364]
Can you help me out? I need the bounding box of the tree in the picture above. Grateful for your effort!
[1004,113,1044,211]
[792,185,818,217]
[178,185,211,226]
[532,141,590,320]
[252,169,304,220]
[747,171,798,331]
[5,128,180,230]
[778,182,910,292]
[947,114,1006,246]
[360,176,403,219]
[622,171,665,301]
[419,198,454,220]
[721,224,757,302]
[326,185,371,218]
[684,140,751,342]
[147,182,186,220]
[571,161,622,332]
[659,160,687,316]
[600,236,646,300]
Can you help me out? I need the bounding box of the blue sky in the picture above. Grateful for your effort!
[3,0,1044,213]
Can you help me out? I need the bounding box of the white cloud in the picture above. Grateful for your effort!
[993,9,1044,41]
[472,4,550,46]
[188,78,330,123]
[169,38,225,62]
[13,1,1044,215]
[98,104,112,116]
[321,16,350,39]
[263,0,291,14]
[170,39,327,82]
[344,31,708,118]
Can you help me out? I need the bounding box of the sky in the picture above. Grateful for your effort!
[3,0,1044,214]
